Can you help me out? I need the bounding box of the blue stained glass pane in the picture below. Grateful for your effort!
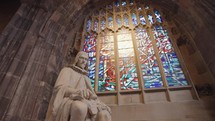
[122,0,126,6]
[147,14,154,24]
[101,10,106,16]
[145,5,150,9]
[117,32,139,90]
[98,36,116,92]
[140,15,146,25]
[130,0,134,5]
[123,15,129,26]
[136,27,163,88]
[101,18,106,30]
[86,19,91,32]
[115,0,120,7]
[83,33,97,88]
[93,19,98,32]
[154,9,162,23]
[116,17,121,27]
[154,26,188,87]
[108,16,113,28]
[132,13,138,25]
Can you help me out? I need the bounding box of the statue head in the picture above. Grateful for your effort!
[73,51,88,71]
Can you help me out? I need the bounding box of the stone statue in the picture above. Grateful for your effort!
[45,51,111,121]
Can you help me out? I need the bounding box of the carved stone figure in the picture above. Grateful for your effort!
[45,51,111,121]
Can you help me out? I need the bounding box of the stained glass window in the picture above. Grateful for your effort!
[153,26,188,86]
[108,16,113,28]
[115,0,120,7]
[140,14,146,25]
[138,7,142,11]
[93,19,99,32]
[130,0,134,5]
[101,18,106,30]
[99,35,116,91]
[101,9,106,16]
[86,19,91,32]
[123,14,129,26]
[132,13,138,25]
[116,16,121,27]
[145,5,150,9]
[83,33,97,88]
[136,27,163,88]
[83,0,190,93]
[154,9,162,23]
[147,14,154,24]
[117,32,139,90]
[122,0,126,6]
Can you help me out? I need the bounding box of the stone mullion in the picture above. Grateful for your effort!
[113,32,120,105]
[113,6,120,105]
[95,34,100,92]
[131,29,146,103]
[144,6,171,101]
[147,27,172,102]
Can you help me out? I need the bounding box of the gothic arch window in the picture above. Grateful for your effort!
[82,0,196,104]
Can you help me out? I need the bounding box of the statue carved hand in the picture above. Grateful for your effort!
[77,89,93,99]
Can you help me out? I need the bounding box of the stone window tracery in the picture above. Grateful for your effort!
[81,0,196,104]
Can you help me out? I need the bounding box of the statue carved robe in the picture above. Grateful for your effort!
[45,51,111,121]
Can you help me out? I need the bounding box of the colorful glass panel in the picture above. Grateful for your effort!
[153,26,188,86]
[132,13,138,25]
[101,18,106,30]
[138,6,142,11]
[83,33,97,88]
[117,32,139,90]
[108,16,113,28]
[116,16,121,27]
[101,10,106,16]
[98,35,116,92]
[136,27,163,88]
[147,14,154,24]
[154,9,162,23]
[93,19,99,32]
[115,0,120,7]
[130,0,134,5]
[123,15,129,26]
[140,14,146,25]
[86,19,91,32]
[122,0,126,6]
[145,5,150,9]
